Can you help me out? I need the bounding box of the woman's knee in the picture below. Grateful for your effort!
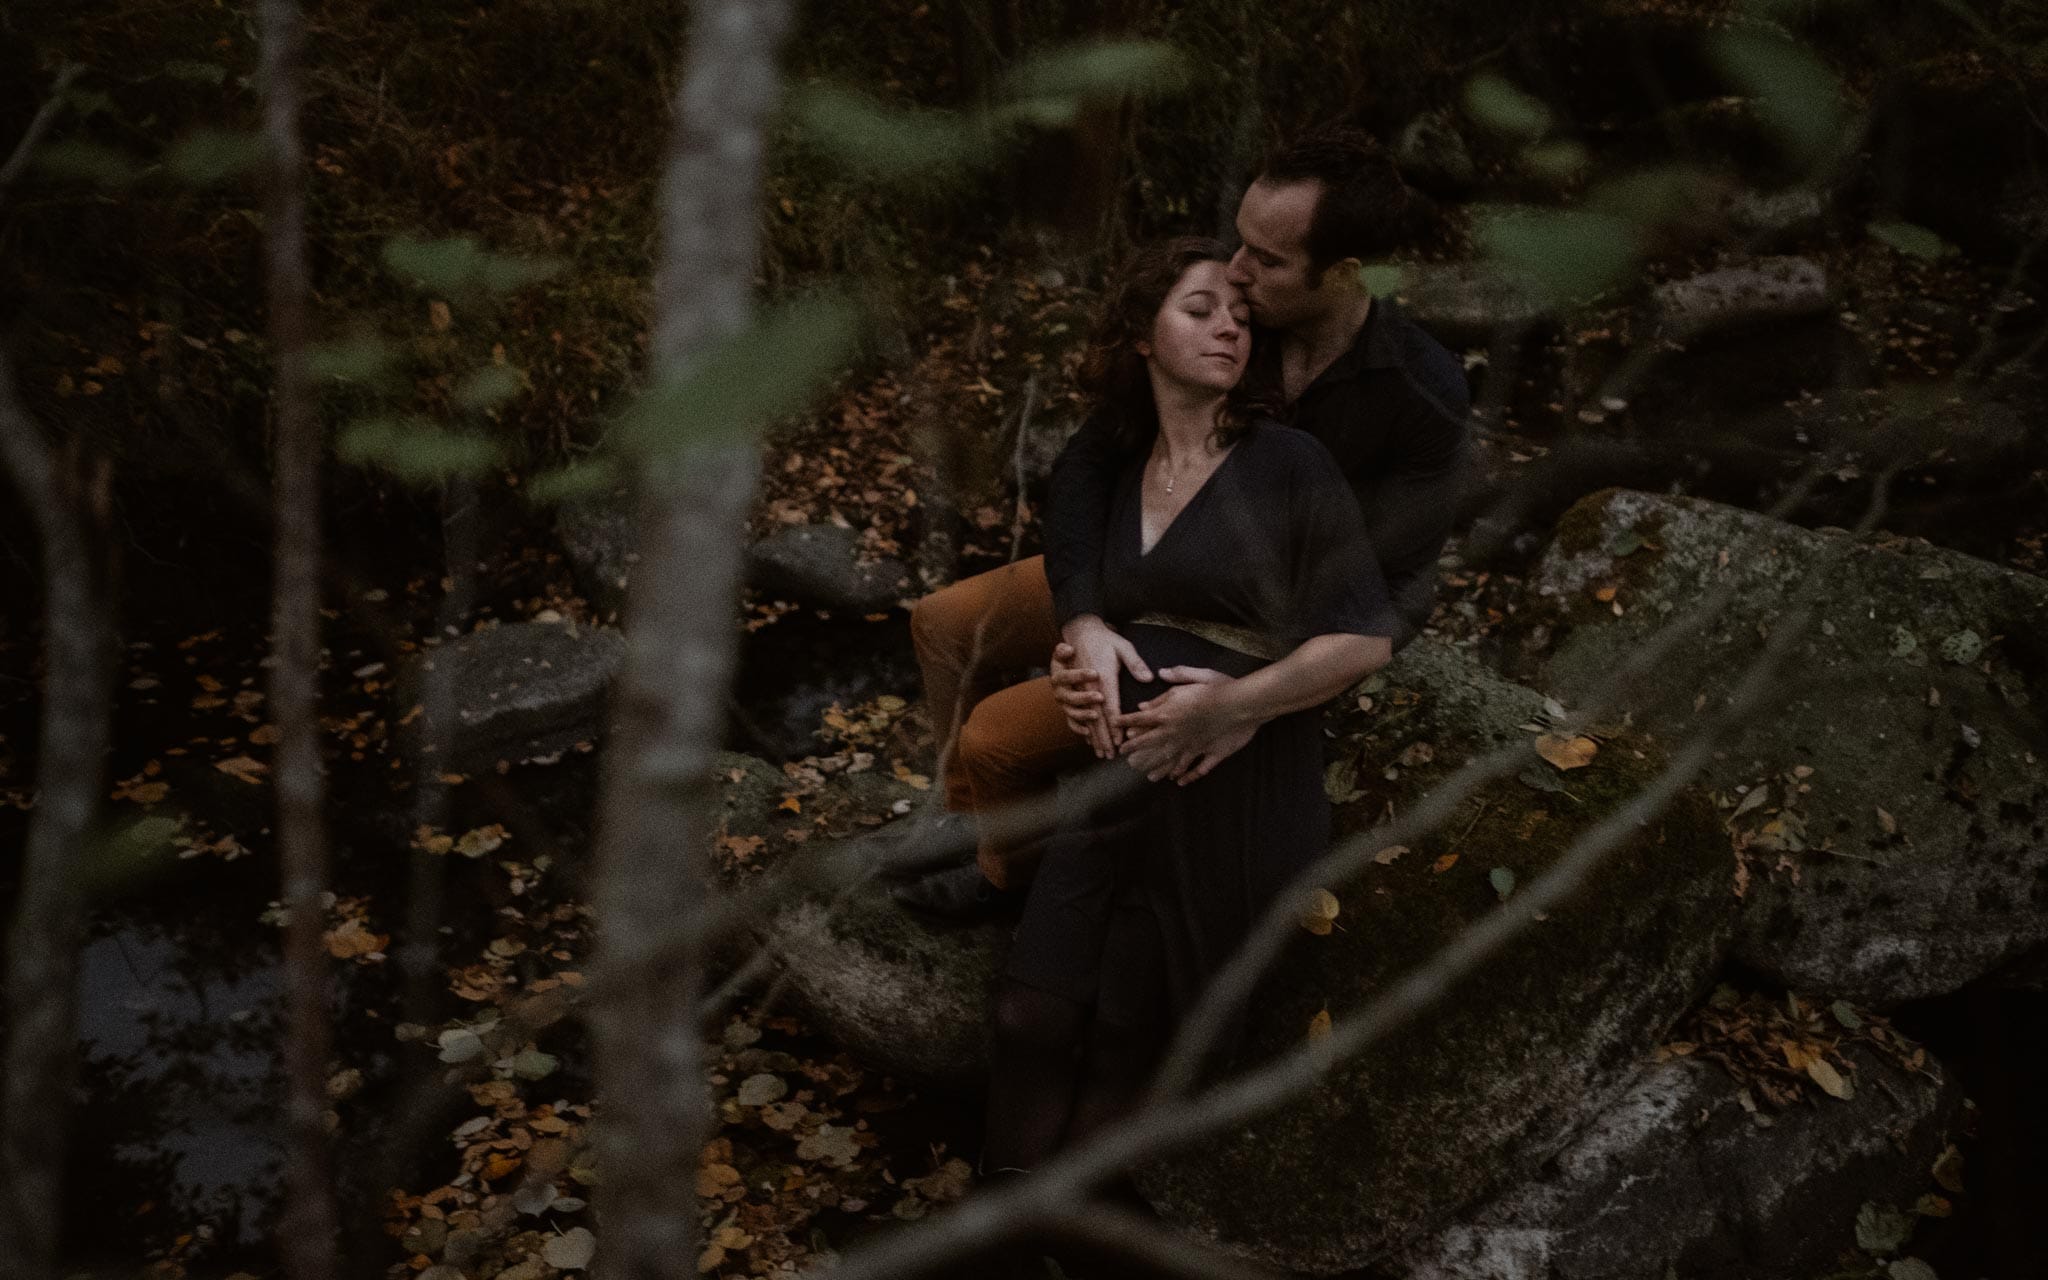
[909,588,969,664]
[992,980,1087,1055]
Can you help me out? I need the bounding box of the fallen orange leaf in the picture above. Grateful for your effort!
[1535,734,1598,771]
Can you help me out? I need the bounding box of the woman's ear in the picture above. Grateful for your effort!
[1135,340,1152,357]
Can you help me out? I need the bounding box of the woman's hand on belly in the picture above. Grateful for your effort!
[1114,667,1256,783]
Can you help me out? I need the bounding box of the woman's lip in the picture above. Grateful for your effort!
[1203,352,1241,362]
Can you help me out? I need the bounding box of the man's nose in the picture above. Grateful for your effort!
[1225,248,1251,284]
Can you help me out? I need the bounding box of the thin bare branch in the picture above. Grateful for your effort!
[0,354,118,1280]
[0,64,83,205]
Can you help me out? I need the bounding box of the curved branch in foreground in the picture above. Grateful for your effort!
[0,64,83,203]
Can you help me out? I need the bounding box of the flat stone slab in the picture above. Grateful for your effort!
[402,620,624,770]
[1652,256,1830,337]
[1396,1042,1962,1280]
[1535,489,2048,1006]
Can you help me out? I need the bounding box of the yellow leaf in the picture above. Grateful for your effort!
[1780,1040,1812,1070]
[1372,845,1408,866]
[455,824,509,858]
[1875,806,1897,835]
[214,755,269,784]
[1805,1056,1854,1100]
[248,723,281,746]
[778,795,803,814]
[1931,1144,1964,1193]
[323,918,387,959]
[1306,1008,1332,1040]
[1535,734,1598,771]
[1431,853,1460,874]
[1300,888,1340,935]
[694,1162,742,1197]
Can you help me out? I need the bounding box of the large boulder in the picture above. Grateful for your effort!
[1395,1042,1963,1280]
[1137,639,1734,1272]
[1533,489,2048,1006]
[400,620,625,770]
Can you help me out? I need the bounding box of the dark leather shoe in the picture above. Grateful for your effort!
[890,861,1024,922]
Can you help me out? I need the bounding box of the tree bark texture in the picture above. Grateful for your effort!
[589,2,794,1278]
[0,355,118,1280]
[259,1,338,1277]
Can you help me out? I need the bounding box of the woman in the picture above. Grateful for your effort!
[982,238,1395,1176]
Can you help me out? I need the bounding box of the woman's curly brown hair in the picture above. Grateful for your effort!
[1075,236,1274,457]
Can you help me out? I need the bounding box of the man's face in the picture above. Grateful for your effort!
[1226,178,1326,330]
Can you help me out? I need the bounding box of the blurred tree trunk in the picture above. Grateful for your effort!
[588,1,793,1277]
[0,357,117,1280]
[259,1,338,1277]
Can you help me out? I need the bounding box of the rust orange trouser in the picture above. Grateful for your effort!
[908,555,1092,888]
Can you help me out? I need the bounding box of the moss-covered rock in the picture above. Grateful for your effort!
[713,752,1003,1085]
[1138,639,1732,1273]
[1394,1043,1963,1280]
[1534,489,2048,1006]
[756,883,1007,1087]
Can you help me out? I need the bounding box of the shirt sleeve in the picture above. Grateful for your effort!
[1041,412,1123,626]
[1358,364,1474,635]
[1287,436,1397,642]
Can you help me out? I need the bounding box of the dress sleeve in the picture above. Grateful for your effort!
[1287,436,1397,642]
[1042,412,1122,626]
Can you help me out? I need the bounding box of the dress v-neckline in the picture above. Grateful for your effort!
[1137,438,1241,558]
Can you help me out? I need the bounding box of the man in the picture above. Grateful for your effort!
[895,126,1473,919]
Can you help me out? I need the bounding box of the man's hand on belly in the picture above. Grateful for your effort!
[1057,615,1152,759]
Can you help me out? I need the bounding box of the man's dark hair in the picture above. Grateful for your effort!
[1258,126,1428,285]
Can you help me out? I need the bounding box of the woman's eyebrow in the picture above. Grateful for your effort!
[1182,289,1221,303]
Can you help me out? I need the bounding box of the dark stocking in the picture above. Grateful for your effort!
[1065,1015,1161,1149]
[983,978,1089,1174]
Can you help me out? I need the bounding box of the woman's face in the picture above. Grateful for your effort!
[1141,260,1249,394]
